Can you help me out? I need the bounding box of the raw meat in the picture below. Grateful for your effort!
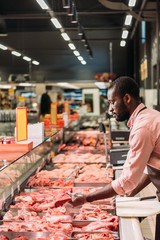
[27,177,74,187]
[52,152,106,164]
[0,222,73,232]
[73,232,115,240]
[48,231,69,240]
[74,207,114,221]
[81,218,119,232]
[12,237,29,240]
[0,235,9,240]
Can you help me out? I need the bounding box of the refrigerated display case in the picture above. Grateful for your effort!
[0,120,150,240]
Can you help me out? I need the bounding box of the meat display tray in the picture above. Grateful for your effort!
[0,231,51,238]
[52,161,106,164]
[74,182,107,187]
[24,182,108,190]
[70,231,119,239]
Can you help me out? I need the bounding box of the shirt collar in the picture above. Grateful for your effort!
[127,103,145,128]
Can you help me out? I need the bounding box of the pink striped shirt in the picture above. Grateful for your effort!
[112,103,160,195]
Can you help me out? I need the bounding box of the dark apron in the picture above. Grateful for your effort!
[147,165,160,240]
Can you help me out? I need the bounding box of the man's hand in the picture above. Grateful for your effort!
[69,193,87,207]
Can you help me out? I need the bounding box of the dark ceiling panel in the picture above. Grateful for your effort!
[0,0,156,82]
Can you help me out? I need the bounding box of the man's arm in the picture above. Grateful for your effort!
[71,183,117,207]
[126,173,151,197]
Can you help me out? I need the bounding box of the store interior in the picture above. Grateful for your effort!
[0,0,159,240]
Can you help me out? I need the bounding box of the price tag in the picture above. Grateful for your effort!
[16,107,27,141]
[17,180,20,192]
[64,102,70,116]
[51,152,55,159]
[51,103,57,125]
[11,186,14,198]
[9,88,15,96]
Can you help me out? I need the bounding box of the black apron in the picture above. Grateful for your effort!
[147,165,160,240]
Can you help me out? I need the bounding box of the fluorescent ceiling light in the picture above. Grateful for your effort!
[73,50,80,56]
[120,40,126,47]
[36,0,49,9]
[62,0,70,8]
[11,51,21,57]
[32,60,40,65]
[23,56,31,62]
[68,43,76,50]
[51,18,62,29]
[122,30,129,39]
[95,82,107,89]
[57,82,78,89]
[125,15,132,25]
[128,0,136,7]
[0,44,7,50]
[61,33,70,41]
[77,56,83,61]
[81,60,86,65]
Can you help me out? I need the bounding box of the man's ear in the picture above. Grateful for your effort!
[123,94,131,105]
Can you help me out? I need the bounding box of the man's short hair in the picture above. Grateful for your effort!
[109,76,140,100]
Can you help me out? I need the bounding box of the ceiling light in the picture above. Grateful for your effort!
[51,18,62,29]
[86,46,90,52]
[36,0,49,9]
[81,60,86,65]
[77,56,83,61]
[23,56,31,62]
[71,3,78,23]
[122,30,129,39]
[68,43,76,50]
[120,40,126,47]
[67,1,74,16]
[89,49,93,58]
[128,0,136,7]
[78,24,83,36]
[95,82,106,89]
[124,15,132,26]
[62,0,70,8]
[11,51,21,57]
[81,33,86,42]
[73,50,80,56]
[61,32,70,41]
[0,43,7,50]
[32,60,40,65]
[84,40,88,47]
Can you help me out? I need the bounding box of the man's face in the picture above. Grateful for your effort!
[107,87,130,121]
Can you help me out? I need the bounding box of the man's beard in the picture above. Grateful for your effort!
[115,100,130,122]
[116,111,130,121]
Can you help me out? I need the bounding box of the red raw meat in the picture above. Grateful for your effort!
[0,235,9,240]
[27,177,74,188]
[73,232,115,240]
[74,207,114,221]
[82,217,119,232]
[55,195,72,208]
[12,236,29,240]
[49,231,69,240]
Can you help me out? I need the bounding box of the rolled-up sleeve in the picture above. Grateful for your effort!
[112,126,153,195]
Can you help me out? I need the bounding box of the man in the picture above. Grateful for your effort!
[70,76,160,240]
